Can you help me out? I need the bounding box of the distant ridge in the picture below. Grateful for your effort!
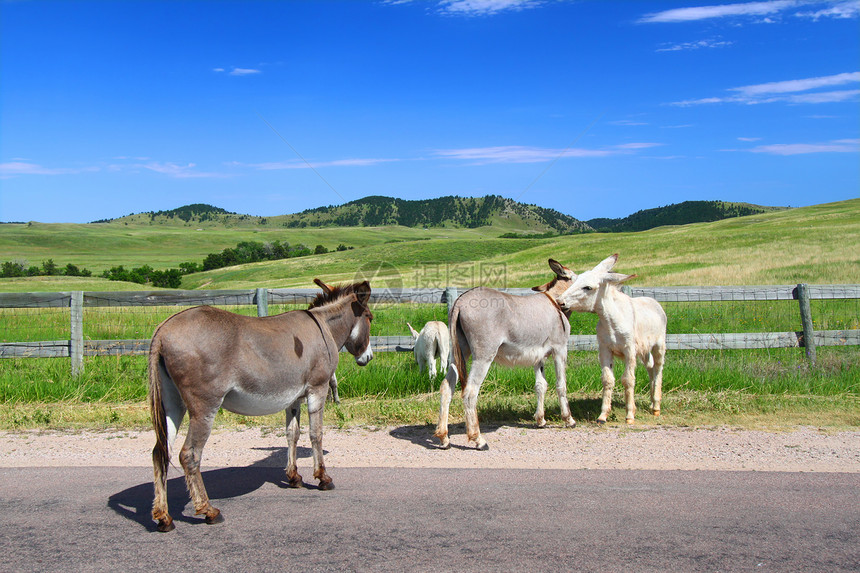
[283,195,591,233]
[586,200,787,233]
[101,197,788,234]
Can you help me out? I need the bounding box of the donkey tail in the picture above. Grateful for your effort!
[148,334,170,484]
[448,303,468,395]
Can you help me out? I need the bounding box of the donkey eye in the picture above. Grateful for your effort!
[583,286,592,291]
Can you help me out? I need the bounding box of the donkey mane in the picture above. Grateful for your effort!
[308,281,366,309]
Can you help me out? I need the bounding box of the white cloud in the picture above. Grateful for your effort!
[437,0,543,16]
[433,143,661,164]
[639,0,801,23]
[0,162,99,176]
[639,0,859,24]
[671,72,860,105]
[141,162,230,178]
[738,137,763,141]
[796,0,860,19]
[656,38,733,52]
[235,158,398,170]
[213,67,261,76]
[747,138,860,154]
[731,71,860,96]
[609,119,649,126]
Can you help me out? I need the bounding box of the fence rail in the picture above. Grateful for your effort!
[1,285,858,373]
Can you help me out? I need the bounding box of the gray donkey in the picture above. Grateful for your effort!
[435,259,577,450]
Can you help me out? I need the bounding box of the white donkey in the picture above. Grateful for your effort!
[407,321,451,379]
[557,253,666,424]
[436,259,577,450]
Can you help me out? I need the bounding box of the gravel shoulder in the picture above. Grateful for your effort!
[1,424,858,472]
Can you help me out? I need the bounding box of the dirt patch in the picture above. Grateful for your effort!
[1,424,858,472]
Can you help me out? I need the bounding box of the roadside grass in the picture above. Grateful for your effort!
[1,347,856,431]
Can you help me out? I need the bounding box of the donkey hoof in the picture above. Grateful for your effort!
[205,510,225,525]
[286,473,304,488]
[318,479,335,491]
[476,442,489,451]
[156,518,175,533]
[565,417,577,428]
[653,409,661,417]
[437,436,450,449]
[596,419,606,426]
[626,418,635,425]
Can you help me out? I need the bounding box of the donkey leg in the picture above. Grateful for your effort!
[179,414,224,525]
[463,360,491,450]
[151,446,173,532]
[434,365,458,449]
[307,394,333,490]
[648,343,666,416]
[533,363,548,428]
[621,353,638,424]
[597,347,615,424]
[553,351,576,428]
[284,400,303,488]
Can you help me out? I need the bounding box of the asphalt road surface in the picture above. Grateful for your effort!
[0,466,857,572]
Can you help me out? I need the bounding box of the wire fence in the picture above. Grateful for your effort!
[1,286,858,375]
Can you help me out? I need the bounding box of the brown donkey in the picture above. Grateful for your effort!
[149,279,373,532]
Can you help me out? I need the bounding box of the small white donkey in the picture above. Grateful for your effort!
[407,321,451,379]
[558,254,667,424]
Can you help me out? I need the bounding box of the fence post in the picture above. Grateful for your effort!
[796,283,817,365]
[444,287,458,319]
[70,291,84,376]
[256,288,269,317]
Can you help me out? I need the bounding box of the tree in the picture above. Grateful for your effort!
[1,261,25,278]
[314,244,328,255]
[150,269,183,288]
[179,261,201,274]
[41,259,59,276]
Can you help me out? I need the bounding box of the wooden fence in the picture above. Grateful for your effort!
[1,284,858,375]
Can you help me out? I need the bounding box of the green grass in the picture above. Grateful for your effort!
[1,199,858,431]
[1,347,856,431]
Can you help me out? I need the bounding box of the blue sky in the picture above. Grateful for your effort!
[1,0,858,224]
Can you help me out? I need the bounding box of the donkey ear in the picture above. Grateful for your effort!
[407,322,419,340]
[604,273,636,285]
[548,258,574,280]
[355,280,372,304]
[314,278,334,294]
[594,253,619,273]
[531,281,551,292]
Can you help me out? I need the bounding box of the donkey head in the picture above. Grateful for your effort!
[313,278,374,366]
[531,258,577,301]
[557,253,636,313]
[346,280,374,366]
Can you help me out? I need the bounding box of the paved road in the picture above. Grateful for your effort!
[0,466,857,572]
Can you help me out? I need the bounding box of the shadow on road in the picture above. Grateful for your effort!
[389,423,506,451]
[107,444,324,532]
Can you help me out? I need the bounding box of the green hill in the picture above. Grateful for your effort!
[587,200,787,232]
[281,195,591,233]
[181,198,859,290]
[2,198,854,292]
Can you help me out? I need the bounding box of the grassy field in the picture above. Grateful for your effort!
[1,198,857,291]
[1,199,858,431]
